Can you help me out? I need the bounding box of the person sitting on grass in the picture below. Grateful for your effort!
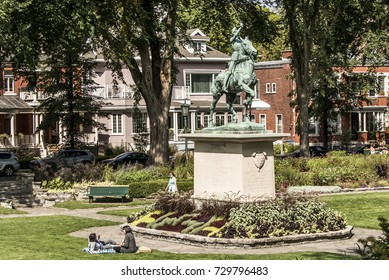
[113,225,138,253]
[88,232,117,251]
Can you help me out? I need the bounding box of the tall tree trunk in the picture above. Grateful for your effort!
[298,88,310,157]
[147,100,170,165]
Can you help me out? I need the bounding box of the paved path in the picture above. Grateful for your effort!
[0,206,382,256]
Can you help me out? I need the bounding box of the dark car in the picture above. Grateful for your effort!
[101,152,149,168]
[0,152,20,176]
[279,146,329,159]
[346,144,371,155]
[29,149,95,169]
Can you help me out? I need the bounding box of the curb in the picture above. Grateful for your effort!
[131,225,354,248]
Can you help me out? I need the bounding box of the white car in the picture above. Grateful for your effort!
[0,152,20,176]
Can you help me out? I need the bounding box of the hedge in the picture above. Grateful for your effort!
[128,179,194,198]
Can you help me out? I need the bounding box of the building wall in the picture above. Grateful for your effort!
[254,61,294,139]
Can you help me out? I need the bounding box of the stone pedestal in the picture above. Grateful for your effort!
[181,132,289,202]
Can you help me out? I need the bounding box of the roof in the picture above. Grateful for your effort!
[176,44,230,61]
[0,95,33,112]
[255,59,291,69]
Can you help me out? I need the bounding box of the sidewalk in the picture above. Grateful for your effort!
[1,206,382,256]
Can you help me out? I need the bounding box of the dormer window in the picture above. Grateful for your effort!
[183,28,210,54]
[195,42,206,53]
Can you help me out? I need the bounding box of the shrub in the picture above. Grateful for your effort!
[33,162,106,183]
[42,177,73,190]
[216,194,346,238]
[198,196,241,219]
[153,191,195,215]
[114,165,171,185]
[355,216,389,260]
[127,179,193,198]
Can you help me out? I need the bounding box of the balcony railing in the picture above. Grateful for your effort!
[172,86,190,100]
[89,85,134,99]
[19,85,134,101]
[20,85,193,101]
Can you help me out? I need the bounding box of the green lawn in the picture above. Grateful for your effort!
[0,215,356,260]
[1,191,388,260]
[319,191,389,229]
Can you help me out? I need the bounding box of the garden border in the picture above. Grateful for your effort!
[130,225,354,248]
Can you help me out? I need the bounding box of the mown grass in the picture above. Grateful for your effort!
[53,198,154,210]
[0,215,356,260]
[319,191,389,229]
[0,207,27,215]
[2,191,387,260]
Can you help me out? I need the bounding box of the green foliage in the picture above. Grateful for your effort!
[173,161,194,179]
[103,144,125,157]
[128,179,193,198]
[275,153,386,190]
[34,162,106,183]
[218,195,346,238]
[355,217,389,260]
[115,165,171,185]
[41,177,73,190]
[273,142,299,155]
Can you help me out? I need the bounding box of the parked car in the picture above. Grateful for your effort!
[346,144,371,155]
[101,152,150,168]
[29,149,95,169]
[279,146,329,159]
[0,152,20,176]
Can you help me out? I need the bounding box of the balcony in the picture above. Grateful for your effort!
[89,85,134,99]
[19,85,134,101]
[172,86,190,100]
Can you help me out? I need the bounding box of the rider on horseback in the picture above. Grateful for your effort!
[222,22,244,93]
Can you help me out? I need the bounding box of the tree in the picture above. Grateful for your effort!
[91,0,276,165]
[181,0,282,59]
[272,0,381,156]
[0,0,107,148]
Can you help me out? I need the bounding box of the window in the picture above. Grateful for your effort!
[308,117,319,135]
[369,75,386,96]
[350,81,359,93]
[215,114,225,126]
[378,75,386,95]
[185,72,217,93]
[255,79,260,99]
[112,114,123,134]
[194,42,206,53]
[4,71,14,93]
[249,114,256,122]
[272,83,277,93]
[265,82,276,94]
[132,112,148,133]
[276,114,283,133]
[266,83,271,93]
[203,115,209,128]
[260,114,266,130]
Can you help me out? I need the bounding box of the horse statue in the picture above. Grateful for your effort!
[209,37,258,126]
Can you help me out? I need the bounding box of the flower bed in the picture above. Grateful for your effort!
[128,192,347,239]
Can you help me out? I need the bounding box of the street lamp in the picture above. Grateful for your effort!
[181,99,190,163]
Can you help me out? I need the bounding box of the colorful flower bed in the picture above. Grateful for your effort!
[127,192,347,239]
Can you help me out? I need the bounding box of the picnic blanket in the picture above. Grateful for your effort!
[83,248,116,254]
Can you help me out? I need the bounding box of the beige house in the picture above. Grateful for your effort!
[1,29,234,154]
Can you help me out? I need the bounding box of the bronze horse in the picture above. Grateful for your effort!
[209,37,258,126]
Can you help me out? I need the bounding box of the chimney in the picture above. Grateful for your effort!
[282,49,293,60]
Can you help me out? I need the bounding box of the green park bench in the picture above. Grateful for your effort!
[87,185,129,203]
